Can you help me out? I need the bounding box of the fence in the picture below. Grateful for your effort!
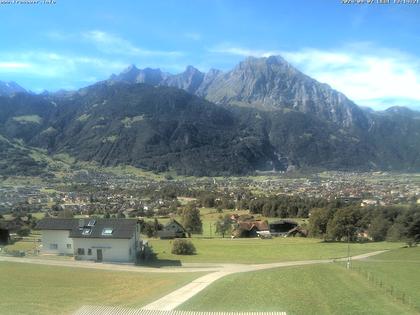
[335,261,418,312]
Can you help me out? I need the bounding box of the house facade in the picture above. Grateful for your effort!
[35,218,140,263]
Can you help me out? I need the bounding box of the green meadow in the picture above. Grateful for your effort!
[0,262,204,315]
[179,248,420,314]
[149,237,403,264]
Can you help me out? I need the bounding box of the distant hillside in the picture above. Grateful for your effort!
[0,56,419,175]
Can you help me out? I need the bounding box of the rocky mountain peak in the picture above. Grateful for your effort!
[108,56,368,128]
[0,80,27,96]
[121,64,139,75]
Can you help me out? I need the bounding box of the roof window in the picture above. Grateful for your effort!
[102,228,113,236]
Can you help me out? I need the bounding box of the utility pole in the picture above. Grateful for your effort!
[347,228,351,269]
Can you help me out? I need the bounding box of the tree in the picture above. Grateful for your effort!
[308,208,334,237]
[368,216,390,241]
[17,227,30,237]
[142,221,155,238]
[153,218,163,232]
[326,207,362,241]
[51,203,62,212]
[117,212,126,218]
[182,203,202,234]
[215,214,232,238]
[201,194,215,208]
[407,216,420,246]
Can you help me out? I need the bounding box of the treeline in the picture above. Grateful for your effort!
[309,204,420,244]
[247,195,348,218]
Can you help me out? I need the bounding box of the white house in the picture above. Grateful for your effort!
[35,218,140,263]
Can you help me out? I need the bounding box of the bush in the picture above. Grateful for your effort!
[171,239,196,255]
[136,242,157,264]
[16,227,31,237]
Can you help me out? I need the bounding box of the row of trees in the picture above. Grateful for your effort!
[308,205,420,245]
[248,195,345,218]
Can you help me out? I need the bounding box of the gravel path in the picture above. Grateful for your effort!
[0,249,388,314]
[141,250,388,311]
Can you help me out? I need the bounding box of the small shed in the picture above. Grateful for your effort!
[157,219,188,239]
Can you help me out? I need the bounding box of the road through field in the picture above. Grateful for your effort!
[0,250,388,314]
[141,250,388,311]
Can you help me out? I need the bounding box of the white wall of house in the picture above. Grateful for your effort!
[41,230,73,255]
[72,236,136,262]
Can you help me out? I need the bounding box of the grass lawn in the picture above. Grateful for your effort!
[352,246,420,311]
[148,237,403,264]
[178,263,415,315]
[0,262,204,315]
[2,232,41,254]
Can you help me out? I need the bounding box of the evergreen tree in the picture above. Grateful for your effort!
[215,214,232,238]
[182,203,202,234]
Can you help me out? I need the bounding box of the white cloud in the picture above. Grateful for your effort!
[0,62,32,71]
[82,30,183,57]
[282,46,420,110]
[210,45,282,58]
[210,43,420,110]
[0,51,127,78]
[184,32,202,41]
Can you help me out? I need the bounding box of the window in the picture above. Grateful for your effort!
[49,244,58,250]
[102,228,113,236]
[77,248,85,255]
[87,219,96,227]
[87,248,92,255]
[82,228,92,235]
[129,248,132,256]
[66,244,72,249]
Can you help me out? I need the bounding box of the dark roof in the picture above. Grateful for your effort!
[269,219,298,226]
[35,218,77,231]
[163,219,187,232]
[35,218,138,239]
[237,221,269,231]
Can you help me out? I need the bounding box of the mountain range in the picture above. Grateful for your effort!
[0,56,419,176]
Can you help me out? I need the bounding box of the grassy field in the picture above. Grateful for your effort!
[352,246,420,311]
[148,237,403,264]
[0,262,204,315]
[178,263,415,315]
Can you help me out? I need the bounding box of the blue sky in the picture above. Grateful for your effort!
[0,0,419,110]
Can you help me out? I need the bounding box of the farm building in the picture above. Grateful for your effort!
[157,219,188,239]
[35,218,140,263]
[269,220,298,235]
[269,220,307,237]
[232,220,269,238]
